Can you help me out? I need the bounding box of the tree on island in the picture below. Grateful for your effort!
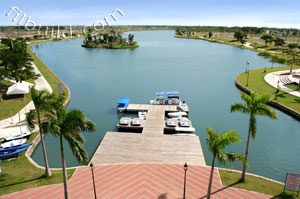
[82,32,137,49]
[230,92,278,182]
[43,93,96,199]
[261,35,273,46]
[208,32,213,39]
[26,87,53,177]
[234,30,247,45]
[0,38,39,82]
[206,126,245,199]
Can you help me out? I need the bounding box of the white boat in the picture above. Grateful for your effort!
[175,127,196,132]
[150,91,180,105]
[131,118,143,126]
[168,112,187,118]
[166,118,178,127]
[2,131,31,142]
[178,101,188,111]
[138,112,147,120]
[119,117,131,125]
[179,118,192,127]
[1,138,27,148]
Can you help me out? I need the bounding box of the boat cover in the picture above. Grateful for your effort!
[117,97,129,104]
[155,91,180,96]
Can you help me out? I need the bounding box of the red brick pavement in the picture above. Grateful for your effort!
[0,164,275,199]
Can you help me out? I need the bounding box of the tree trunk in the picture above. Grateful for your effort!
[207,157,215,199]
[60,135,69,199]
[37,111,51,177]
[290,54,294,73]
[240,126,251,182]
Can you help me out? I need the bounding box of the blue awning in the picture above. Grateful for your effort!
[155,91,180,96]
[117,97,129,104]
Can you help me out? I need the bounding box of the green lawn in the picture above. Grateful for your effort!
[219,169,300,199]
[0,79,32,120]
[285,83,300,91]
[236,65,300,113]
[0,132,75,196]
[0,41,73,196]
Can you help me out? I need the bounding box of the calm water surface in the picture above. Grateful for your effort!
[31,31,300,182]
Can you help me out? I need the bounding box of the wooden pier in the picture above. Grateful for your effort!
[90,104,206,166]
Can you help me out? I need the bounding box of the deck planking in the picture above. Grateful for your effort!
[91,104,205,166]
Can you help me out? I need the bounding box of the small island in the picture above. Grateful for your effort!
[82,33,139,49]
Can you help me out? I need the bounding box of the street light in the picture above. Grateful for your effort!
[246,61,250,86]
[90,162,97,199]
[275,80,280,100]
[183,162,188,199]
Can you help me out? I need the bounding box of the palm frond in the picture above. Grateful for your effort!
[64,133,88,164]
[25,109,36,131]
[230,103,249,114]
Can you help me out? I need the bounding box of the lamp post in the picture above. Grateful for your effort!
[246,61,250,86]
[275,80,280,100]
[90,162,97,199]
[183,162,188,199]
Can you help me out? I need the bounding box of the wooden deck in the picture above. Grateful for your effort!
[91,104,205,166]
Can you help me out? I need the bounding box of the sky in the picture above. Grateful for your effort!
[0,0,300,28]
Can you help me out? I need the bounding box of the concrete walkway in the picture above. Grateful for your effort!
[264,70,300,98]
[0,164,275,199]
[0,62,52,138]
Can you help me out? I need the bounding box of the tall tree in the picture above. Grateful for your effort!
[208,32,213,39]
[261,35,273,46]
[230,92,278,182]
[288,43,298,73]
[44,93,96,199]
[26,87,53,177]
[234,30,247,45]
[0,39,39,82]
[206,126,244,199]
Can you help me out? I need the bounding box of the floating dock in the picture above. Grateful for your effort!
[90,104,206,166]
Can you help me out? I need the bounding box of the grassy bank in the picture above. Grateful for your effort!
[0,132,75,196]
[0,41,73,196]
[219,169,300,199]
[0,79,32,120]
[236,65,300,113]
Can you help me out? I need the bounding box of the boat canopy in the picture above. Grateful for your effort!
[155,91,180,96]
[117,97,129,104]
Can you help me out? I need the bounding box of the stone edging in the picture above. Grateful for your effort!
[235,80,300,121]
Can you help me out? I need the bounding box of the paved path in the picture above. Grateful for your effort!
[1,164,275,199]
[0,62,52,138]
[264,70,300,98]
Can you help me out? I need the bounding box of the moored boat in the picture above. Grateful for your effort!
[150,91,181,105]
[179,118,192,127]
[1,138,26,148]
[117,97,130,112]
[138,112,147,120]
[131,118,143,126]
[2,131,31,143]
[168,112,187,118]
[0,147,28,159]
[166,118,178,127]
[119,117,131,125]
[0,143,32,152]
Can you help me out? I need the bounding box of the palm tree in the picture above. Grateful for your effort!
[26,87,53,177]
[206,126,244,199]
[230,92,278,182]
[44,93,96,199]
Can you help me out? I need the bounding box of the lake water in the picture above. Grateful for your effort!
[30,31,300,182]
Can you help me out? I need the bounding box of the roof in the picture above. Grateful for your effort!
[117,97,129,104]
[6,83,30,95]
[155,91,180,96]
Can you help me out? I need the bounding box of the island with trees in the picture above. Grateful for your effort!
[82,32,139,49]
